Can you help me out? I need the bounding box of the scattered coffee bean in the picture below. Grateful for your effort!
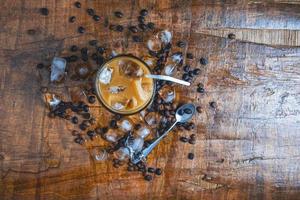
[144,174,152,181]
[138,23,147,31]
[87,130,96,137]
[89,40,97,46]
[196,106,202,113]
[40,86,48,93]
[74,137,84,144]
[110,119,118,129]
[129,26,138,33]
[177,41,186,48]
[182,73,189,81]
[113,163,119,168]
[81,112,91,119]
[186,52,194,59]
[132,35,142,42]
[114,11,123,18]
[88,95,96,104]
[72,130,80,136]
[39,8,49,16]
[199,57,208,65]
[193,68,201,75]
[69,55,79,62]
[190,134,196,140]
[188,138,196,145]
[209,101,217,108]
[180,136,188,143]
[188,71,194,77]
[36,63,44,69]
[184,108,192,114]
[148,167,155,173]
[114,114,122,121]
[183,65,190,72]
[116,25,124,32]
[127,166,134,171]
[155,168,162,175]
[197,87,205,93]
[93,15,100,21]
[87,8,95,16]
[74,1,81,8]
[140,9,148,16]
[89,118,96,125]
[147,22,155,30]
[134,124,141,130]
[109,24,117,31]
[188,153,194,160]
[70,45,78,52]
[71,116,78,124]
[79,123,87,131]
[82,120,91,127]
[228,33,236,40]
[27,29,36,35]
[78,26,85,34]
[69,16,76,23]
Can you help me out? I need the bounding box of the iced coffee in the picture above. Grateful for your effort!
[95,55,155,115]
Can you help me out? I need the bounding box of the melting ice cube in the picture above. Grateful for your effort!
[109,86,126,94]
[112,102,125,110]
[99,66,113,85]
[144,112,159,127]
[158,85,175,103]
[44,93,61,110]
[163,53,183,76]
[114,147,130,161]
[159,30,172,44]
[104,130,119,143]
[118,119,133,132]
[127,137,144,152]
[119,60,143,78]
[50,57,66,82]
[137,127,151,139]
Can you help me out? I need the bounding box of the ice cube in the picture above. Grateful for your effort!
[159,30,172,44]
[112,102,125,110]
[104,129,119,143]
[146,30,172,52]
[114,147,130,161]
[163,53,183,76]
[147,38,162,52]
[44,93,61,110]
[99,66,113,85]
[127,137,144,152]
[50,57,66,82]
[164,64,175,76]
[137,127,151,139]
[119,60,143,78]
[171,52,183,64]
[133,79,148,101]
[109,86,126,94]
[158,85,175,103]
[143,56,156,68]
[144,112,159,127]
[90,147,108,162]
[118,119,133,132]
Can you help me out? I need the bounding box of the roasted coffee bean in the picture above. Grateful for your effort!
[74,1,81,8]
[209,101,217,108]
[72,130,80,136]
[199,57,208,65]
[78,26,85,34]
[197,87,205,93]
[147,22,155,30]
[177,41,186,48]
[127,166,134,171]
[190,134,196,140]
[184,108,192,114]
[188,153,194,160]
[109,24,117,31]
[132,35,142,42]
[114,114,122,121]
[97,46,105,54]
[180,136,188,143]
[36,63,44,69]
[69,16,76,23]
[114,11,123,18]
[62,114,71,120]
[129,26,138,33]
[182,73,189,81]
[81,112,91,119]
[82,120,91,127]
[186,52,194,59]
[193,68,201,75]
[188,71,194,77]
[87,8,95,16]
[81,47,88,56]
[113,163,119,168]
[116,25,124,32]
[228,33,236,39]
[70,45,78,52]
[155,168,162,175]
[140,9,148,16]
[89,40,98,46]
[27,29,36,35]
[178,109,184,116]
[74,137,84,144]
[196,106,202,113]
[40,86,48,93]
[147,167,155,173]
[93,15,100,21]
[87,130,96,137]
[39,8,49,16]
[110,119,118,129]
[95,127,102,134]
[138,23,147,31]
[48,112,55,118]
[91,53,98,61]
[144,174,152,181]
[188,122,195,129]
[138,16,145,23]
[96,56,104,65]
[79,123,87,132]
[183,65,190,72]
[69,55,79,62]
[134,124,141,130]
[88,95,96,104]
[71,116,78,124]
[188,138,196,144]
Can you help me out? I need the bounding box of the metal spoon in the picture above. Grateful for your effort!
[145,74,190,86]
[131,103,196,164]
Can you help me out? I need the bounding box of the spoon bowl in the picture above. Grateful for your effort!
[175,103,196,123]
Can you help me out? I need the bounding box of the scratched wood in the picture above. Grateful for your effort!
[1,0,300,199]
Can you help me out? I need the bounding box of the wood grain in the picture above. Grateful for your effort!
[1,0,300,199]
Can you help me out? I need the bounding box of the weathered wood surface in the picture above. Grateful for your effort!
[1,0,300,199]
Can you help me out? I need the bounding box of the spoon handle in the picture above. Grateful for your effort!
[131,121,177,164]
[145,74,190,86]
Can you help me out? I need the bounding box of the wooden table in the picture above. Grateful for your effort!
[1,1,300,199]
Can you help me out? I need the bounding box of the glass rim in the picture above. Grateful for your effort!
[94,54,156,115]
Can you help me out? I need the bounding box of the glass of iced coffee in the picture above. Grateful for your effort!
[95,55,156,115]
